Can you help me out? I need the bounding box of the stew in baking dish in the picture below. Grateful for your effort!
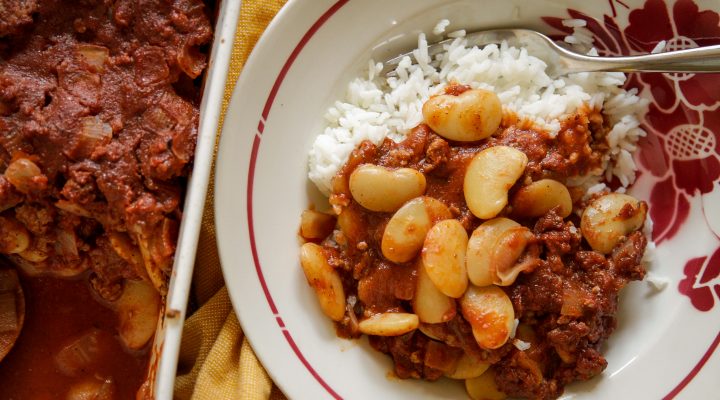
[0,0,213,397]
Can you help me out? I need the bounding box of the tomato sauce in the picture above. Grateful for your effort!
[0,0,217,396]
[0,275,148,400]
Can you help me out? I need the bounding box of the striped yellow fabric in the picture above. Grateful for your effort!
[174,1,288,399]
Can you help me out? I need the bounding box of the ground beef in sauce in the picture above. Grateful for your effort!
[0,1,212,397]
[0,0,39,37]
[0,0,212,295]
[314,101,647,399]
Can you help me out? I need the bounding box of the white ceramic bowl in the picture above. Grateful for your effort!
[216,0,720,398]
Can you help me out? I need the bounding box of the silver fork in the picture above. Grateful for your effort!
[384,29,720,78]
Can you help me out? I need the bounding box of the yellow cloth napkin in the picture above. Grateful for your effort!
[174,1,288,399]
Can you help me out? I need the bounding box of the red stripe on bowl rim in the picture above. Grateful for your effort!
[243,0,718,398]
[664,330,720,399]
[247,134,278,315]
[247,0,349,398]
[260,0,350,122]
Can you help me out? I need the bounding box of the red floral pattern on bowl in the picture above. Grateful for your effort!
[545,0,720,313]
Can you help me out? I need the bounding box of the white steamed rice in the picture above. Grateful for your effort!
[307,23,649,196]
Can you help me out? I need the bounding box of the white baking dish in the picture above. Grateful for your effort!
[146,1,242,398]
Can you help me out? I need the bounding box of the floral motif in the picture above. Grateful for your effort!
[679,246,720,312]
[625,0,720,110]
[639,103,720,195]
[544,0,720,312]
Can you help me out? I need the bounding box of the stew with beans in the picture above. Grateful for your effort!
[0,0,213,396]
[300,85,648,399]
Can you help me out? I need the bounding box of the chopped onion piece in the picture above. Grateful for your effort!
[143,107,175,133]
[4,158,43,193]
[560,283,586,317]
[54,329,103,377]
[177,42,205,78]
[55,199,92,217]
[107,232,143,269]
[77,44,109,70]
[55,228,79,258]
[80,116,113,142]
[72,116,113,159]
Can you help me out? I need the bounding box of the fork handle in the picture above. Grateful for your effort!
[559,45,720,74]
